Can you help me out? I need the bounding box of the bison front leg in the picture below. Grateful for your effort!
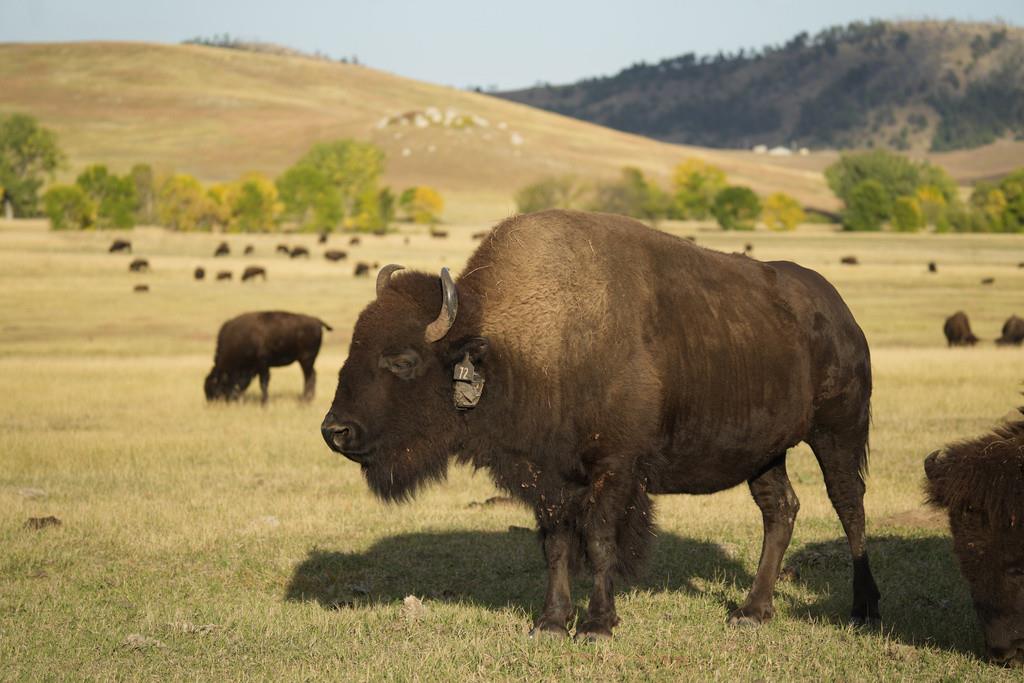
[258,368,270,405]
[575,527,620,641]
[530,526,573,639]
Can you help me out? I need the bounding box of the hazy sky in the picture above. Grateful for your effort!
[2,1,1021,89]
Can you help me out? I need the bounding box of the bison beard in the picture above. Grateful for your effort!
[322,209,880,640]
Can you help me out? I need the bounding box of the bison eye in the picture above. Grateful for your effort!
[379,349,423,380]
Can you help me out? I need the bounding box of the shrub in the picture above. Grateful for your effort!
[42,184,95,230]
[711,186,761,230]
[672,159,726,219]
[843,179,890,231]
[76,164,137,229]
[891,196,923,232]
[761,192,805,231]
[514,175,584,213]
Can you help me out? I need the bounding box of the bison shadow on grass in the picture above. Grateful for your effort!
[286,530,982,658]
[286,530,750,617]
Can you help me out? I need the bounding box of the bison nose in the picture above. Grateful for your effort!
[320,414,367,461]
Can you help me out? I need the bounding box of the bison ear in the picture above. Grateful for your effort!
[454,337,489,364]
[923,449,945,482]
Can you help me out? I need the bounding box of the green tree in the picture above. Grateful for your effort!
[891,196,924,232]
[711,186,761,230]
[399,186,444,225]
[377,187,396,227]
[589,167,668,223]
[277,139,385,232]
[222,172,281,232]
[130,164,156,225]
[514,175,585,213]
[42,184,95,230]
[76,164,137,229]
[672,159,727,219]
[998,169,1024,233]
[761,192,805,231]
[843,179,890,231]
[0,113,64,217]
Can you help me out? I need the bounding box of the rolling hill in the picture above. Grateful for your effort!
[0,41,844,221]
[499,20,1024,155]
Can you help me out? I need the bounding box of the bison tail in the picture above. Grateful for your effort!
[320,320,334,331]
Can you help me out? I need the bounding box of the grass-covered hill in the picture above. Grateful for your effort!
[0,41,841,221]
[499,20,1024,153]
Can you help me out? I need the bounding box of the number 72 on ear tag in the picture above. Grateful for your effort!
[453,353,484,410]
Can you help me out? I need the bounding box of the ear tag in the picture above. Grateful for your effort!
[453,353,484,410]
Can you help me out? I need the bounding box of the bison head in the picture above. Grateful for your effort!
[926,448,1024,667]
[321,265,488,501]
[204,368,249,401]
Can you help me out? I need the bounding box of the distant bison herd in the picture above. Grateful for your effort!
[106,213,1020,664]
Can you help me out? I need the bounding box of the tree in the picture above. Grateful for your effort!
[914,185,948,230]
[588,167,668,223]
[0,113,64,217]
[998,169,1024,233]
[130,164,156,225]
[400,186,444,225]
[156,173,218,231]
[277,139,385,232]
[891,196,923,232]
[761,192,805,231]
[76,164,137,229]
[672,159,726,219]
[42,185,95,230]
[514,175,585,213]
[711,186,761,230]
[843,179,890,231]
[219,172,281,232]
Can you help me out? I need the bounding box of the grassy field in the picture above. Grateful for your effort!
[1,218,1023,680]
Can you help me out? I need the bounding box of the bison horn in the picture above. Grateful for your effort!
[375,264,405,298]
[424,268,458,343]
[923,449,946,480]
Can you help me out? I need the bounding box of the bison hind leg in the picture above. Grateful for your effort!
[728,453,799,627]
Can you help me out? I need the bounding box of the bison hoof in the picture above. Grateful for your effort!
[727,604,774,627]
[574,621,614,642]
[529,621,569,640]
[850,614,882,629]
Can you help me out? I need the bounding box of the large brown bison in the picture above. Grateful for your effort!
[925,417,1024,667]
[320,210,879,639]
[998,316,1024,346]
[205,312,332,404]
[109,239,132,253]
[944,311,980,347]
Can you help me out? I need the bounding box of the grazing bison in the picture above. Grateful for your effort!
[244,244,255,255]
[318,232,329,244]
[982,277,995,286]
[840,255,859,265]
[133,284,149,292]
[353,262,370,277]
[324,249,347,262]
[128,258,149,272]
[241,266,267,282]
[205,311,331,404]
[471,231,488,240]
[216,271,232,281]
[744,242,754,254]
[276,244,291,255]
[944,311,980,347]
[429,228,449,239]
[109,239,132,253]
[194,266,206,280]
[925,417,1024,668]
[320,210,880,639]
[290,246,310,259]
[928,261,937,273]
[997,315,1024,346]
[349,236,361,246]
[214,242,230,257]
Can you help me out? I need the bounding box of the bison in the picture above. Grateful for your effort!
[982,277,995,286]
[128,258,149,272]
[925,417,1024,668]
[324,249,347,262]
[997,315,1024,346]
[216,271,232,281]
[214,242,230,257]
[318,232,329,244]
[244,244,255,255]
[276,244,291,255]
[353,262,370,277]
[349,236,361,246]
[109,239,132,253]
[205,311,331,404]
[290,246,310,259]
[194,266,206,281]
[944,311,980,347]
[840,255,859,265]
[241,266,267,282]
[133,284,149,293]
[320,210,880,640]
[429,228,449,239]
[928,261,937,273]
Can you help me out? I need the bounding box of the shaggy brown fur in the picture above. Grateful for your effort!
[925,418,1024,667]
[322,210,879,640]
[205,311,331,404]
[997,315,1024,346]
[944,311,980,347]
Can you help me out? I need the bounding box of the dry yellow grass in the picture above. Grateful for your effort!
[2,217,1023,680]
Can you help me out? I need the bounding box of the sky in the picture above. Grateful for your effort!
[2,1,1022,90]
